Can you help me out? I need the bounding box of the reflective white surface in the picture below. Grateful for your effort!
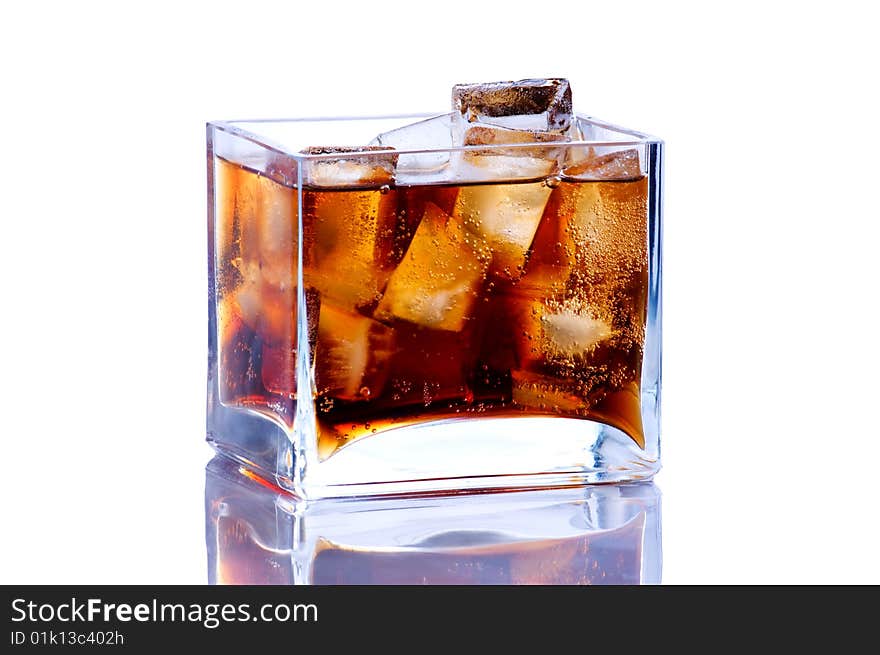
[205,457,661,585]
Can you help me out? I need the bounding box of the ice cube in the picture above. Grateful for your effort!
[370,113,456,183]
[514,189,572,293]
[451,123,567,280]
[216,158,299,402]
[223,162,297,298]
[464,124,568,152]
[216,297,264,407]
[564,147,643,181]
[374,202,488,332]
[453,78,572,133]
[453,177,553,280]
[259,289,320,399]
[370,114,455,150]
[510,369,585,412]
[561,116,645,176]
[301,147,399,312]
[369,110,565,185]
[515,164,647,313]
[568,115,646,144]
[260,340,294,399]
[505,294,614,368]
[436,112,569,281]
[540,306,613,357]
[263,153,299,188]
[314,303,396,402]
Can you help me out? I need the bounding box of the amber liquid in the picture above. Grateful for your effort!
[214,157,648,457]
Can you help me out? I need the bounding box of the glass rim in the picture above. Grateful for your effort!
[208,112,662,161]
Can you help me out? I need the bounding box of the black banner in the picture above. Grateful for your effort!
[0,586,872,649]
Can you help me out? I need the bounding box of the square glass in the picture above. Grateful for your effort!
[206,113,663,498]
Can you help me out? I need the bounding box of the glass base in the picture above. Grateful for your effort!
[209,416,659,499]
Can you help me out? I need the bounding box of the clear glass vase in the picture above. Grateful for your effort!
[206,113,663,498]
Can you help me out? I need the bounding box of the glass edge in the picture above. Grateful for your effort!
[207,113,662,160]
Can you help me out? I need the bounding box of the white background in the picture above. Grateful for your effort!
[1,0,878,584]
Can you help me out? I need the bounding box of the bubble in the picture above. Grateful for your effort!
[544,175,561,189]
[379,184,391,195]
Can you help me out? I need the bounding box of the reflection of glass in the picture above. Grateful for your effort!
[205,456,661,585]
